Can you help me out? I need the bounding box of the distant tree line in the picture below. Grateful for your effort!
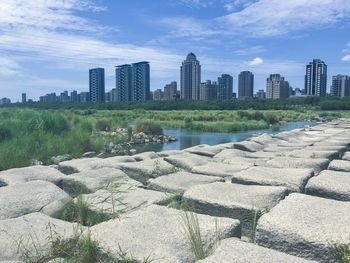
[2,97,350,111]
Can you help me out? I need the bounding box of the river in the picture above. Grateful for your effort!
[130,121,318,153]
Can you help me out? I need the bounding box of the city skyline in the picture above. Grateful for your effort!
[1,1,350,102]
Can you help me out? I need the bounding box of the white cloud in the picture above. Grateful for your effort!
[0,57,21,77]
[247,57,263,66]
[165,0,350,39]
[217,0,350,37]
[342,55,350,62]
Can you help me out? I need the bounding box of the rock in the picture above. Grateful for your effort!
[218,156,269,166]
[183,182,288,235]
[231,167,314,192]
[342,151,350,160]
[213,149,248,160]
[264,157,329,175]
[157,150,183,157]
[248,133,279,145]
[263,146,303,152]
[185,145,224,157]
[313,140,350,148]
[305,145,347,154]
[164,153,212,171]
[147,171,224,194]
[51,154,72,165]
[129,148,137,154]
[286,150,339,160]
[0,213,83,261]
[197,238,316,263]
[82,151,96,158]
[58,156,136,173]
[305,170,350,201]
[233,141,265,152]
[119,158,176,184]
[191,162,251,178]
[59,168,141,196]
[132,151,159,161]
[91,205,241,262]
[328,160,350,172]
[0,181,72,219]
[0,165,64,186]
[256,193,350,263]
[80,185,170,214]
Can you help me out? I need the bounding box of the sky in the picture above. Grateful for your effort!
[1,0,350,102]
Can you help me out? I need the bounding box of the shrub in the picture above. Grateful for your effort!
[0,126,12,142]
[135,122,163,135]
[95,119,112,131]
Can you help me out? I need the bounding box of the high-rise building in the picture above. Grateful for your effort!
[21,93,26,103]
[238,71,254,99]
[0,98,11,105]
[217,74,233,100]
[70,91,78,102]
[131,62,150,101]
[78,92,90,103]
[115,64,131,102]
[256,89,266,99]
[199,80,218,100]
[89,68,105,102]
[164,81,178,100]
[305,59,327,97]
[153,89,163,101]
[331,75,350,97]
[266,74,290,99]
[181,52,201,100]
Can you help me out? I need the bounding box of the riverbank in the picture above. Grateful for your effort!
[0,108,348,170]
[0,120,350,262]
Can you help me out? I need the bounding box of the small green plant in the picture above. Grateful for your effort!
[60,196,114,227]
[182,210,206,260]
[250,208,269,243]
[331,243,350,263]
[18,223,116,263]
[270,123,280,132]
[157,194,183,209]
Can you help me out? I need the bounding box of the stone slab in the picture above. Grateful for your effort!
[185,145,225,157]
[342,151,350,161]
[213,149,248,160]
[191,162,251,178]
[147,171,224,194]
[256,193,350,263]
[233,141,265,152]
[287,150,339,160]
[183,182,288,235]
[197,238,316,263]
[305,170,350,201]
[231,167,314,192]
[132,151,159,161]
[80,186,170,214]
[328,159,350,172]
[0,213,83,261]
[119,158,176,184]
[59,168,141,195]
[58,156,135,173]
[164,153,211,171]
[0,165,64,186]
[0,181,71,219]
[264,157,329,174]
[91,205,241,263]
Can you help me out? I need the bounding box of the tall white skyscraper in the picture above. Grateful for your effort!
[331,75,350,97]
[266,74,290,99]
[180,53,201,100]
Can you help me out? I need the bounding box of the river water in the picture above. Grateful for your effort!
[131,121,318,153]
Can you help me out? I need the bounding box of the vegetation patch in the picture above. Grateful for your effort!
[331,243,350,263]
[59,196,115,227]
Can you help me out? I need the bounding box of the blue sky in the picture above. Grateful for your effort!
[1,0,350,101]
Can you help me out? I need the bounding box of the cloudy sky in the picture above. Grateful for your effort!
[1,0,350,101]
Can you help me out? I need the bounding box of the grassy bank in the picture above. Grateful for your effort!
[0,108,348,171]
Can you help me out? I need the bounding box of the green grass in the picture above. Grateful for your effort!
[331,243,350,263]
[60,196,115,227]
